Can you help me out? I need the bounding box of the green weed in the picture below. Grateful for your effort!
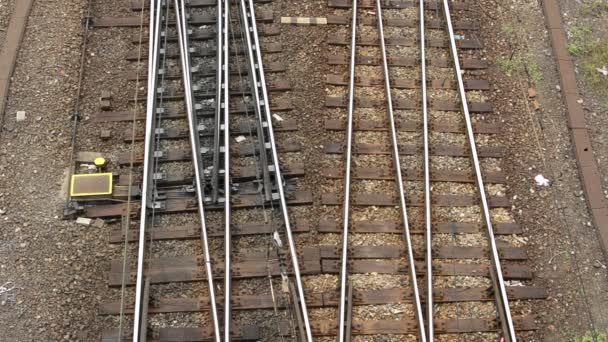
[497,56,523,76]
[567,25,593,56]
[580,41,608,96]
[502,24,514,37]
[526,60,544,82]
[574,330,607,342]
[577,0,608,16]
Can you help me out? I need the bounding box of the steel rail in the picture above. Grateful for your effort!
[419,0,433,339]
[375,1,427,340]
[132,0,161,341]
[174,1,221,340]
[222,0,232,340]
[236,1,272,202]
[240,0,313,340]
[441,1,517,341]
[338,0,357,340]
[211,0,223,203]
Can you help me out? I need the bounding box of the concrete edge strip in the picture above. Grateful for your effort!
[0,0,35,121]
[541,0,608,256]
[280,17,328,25]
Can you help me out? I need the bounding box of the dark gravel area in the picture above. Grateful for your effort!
[473,0,608,340]
[0,0,14,51]
[0,0,112,341]
[2,0,607,341]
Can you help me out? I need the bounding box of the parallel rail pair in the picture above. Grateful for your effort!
[337,0,516,341]
[131,0,310,341]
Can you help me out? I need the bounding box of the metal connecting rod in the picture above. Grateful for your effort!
[173,0,221,340]
[375,1,427,340]
[442,1,517,341]
[338,0,357,340]
[419,0,433,339]
[239,0,313,340]
[221,0,231,340]
[132,0,161,341]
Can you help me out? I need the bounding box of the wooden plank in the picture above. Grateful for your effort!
[116,162,304,187]
[91,98,292,122]
[327,0,468,10]
[131,0,272,10]
[108,251,322,286]
[320,193,511,208]
[92,17,143,27]
[116,140,301,165]
[85,190,313,218]
[321,259,533,279]
[318,220,523,235]
[311,316,536,336]
[126,42,282,60]
[130,25,280,43]
[324,142,503,158]
[326,15,478,30]
[326,96,493,113]
[101,325,259,341]
[324,119,498,134]
[327,54,488,69]
[100,286,546,315]
[124,118,297,142]
[97,11,274,28]
[326,74,490,90]
[130,78,291,102]
[318,244,527,260]
[127,61,286,81]
[321,167,506,183]
[328,35,481,49]
[109,220,312,243]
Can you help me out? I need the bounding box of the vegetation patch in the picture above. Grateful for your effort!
[577,0,608,17]
[566,24,608,96]
[497,54,543,83]
[573,330,607,342]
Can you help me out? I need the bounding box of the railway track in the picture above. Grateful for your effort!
[96,0,312,340]
[314,0,545,340]
[81,0,547,341]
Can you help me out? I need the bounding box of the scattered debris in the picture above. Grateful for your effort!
[0,282,18,305]
[92,218,106,228]
[504,280,525,287]
[273,231,283,247]
[100,90,112,111]
[596,66,608,76]
[272,114,283,121]
[235,135,246,143]
[528,87,537,98]
[100,129,112,140]
[532,99,541,110]
[534,174,550,186]
[76,217,93,226]
[15,111,26,122]
[0,209,5,215]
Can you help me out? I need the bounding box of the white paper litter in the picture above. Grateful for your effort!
[596,66,608,76]
[235,136,246,143]
[15,111,26,122]
[534,174,550,186]
[272,114,283,121]
[76,217,93,226]
[273,231,283,247]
